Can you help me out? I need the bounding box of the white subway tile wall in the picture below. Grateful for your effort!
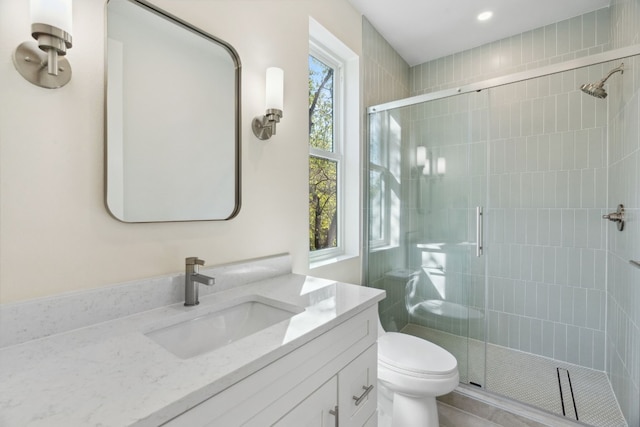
[607,1,640,424]
[362,17,410,109]
[364,1,640,424]
[363,17,411,329]
[482,68,609,372]
[405,4,640,424]
[410,9,612,97]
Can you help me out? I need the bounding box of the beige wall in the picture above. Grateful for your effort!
[0,0,362,304]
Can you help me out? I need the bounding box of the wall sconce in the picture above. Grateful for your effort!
[416,146,427,175]
[436,157,446,175]
[416,146,445,177]
[252,67,284,140]
[13,0,73,89]
[416,146,431,175]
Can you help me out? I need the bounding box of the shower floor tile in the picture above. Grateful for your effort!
[401,324,627,427]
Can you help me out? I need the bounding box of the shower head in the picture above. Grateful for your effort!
[580,82,608,99]
[580,63,624,99]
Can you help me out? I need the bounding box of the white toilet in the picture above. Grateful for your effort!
[377,322,459,427]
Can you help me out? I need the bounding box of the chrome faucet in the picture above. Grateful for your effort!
[184,257,216,306]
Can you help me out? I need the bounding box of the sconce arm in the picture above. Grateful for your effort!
[252,108,283,140]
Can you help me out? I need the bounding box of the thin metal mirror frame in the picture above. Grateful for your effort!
[103,0,242,223]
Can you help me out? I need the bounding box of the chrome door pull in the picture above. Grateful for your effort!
[352,384,374,406]
[476,207,484,257]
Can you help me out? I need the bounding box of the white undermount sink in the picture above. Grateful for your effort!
[146,296,304,359]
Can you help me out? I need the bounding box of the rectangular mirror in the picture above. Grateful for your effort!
[106,0,241,222]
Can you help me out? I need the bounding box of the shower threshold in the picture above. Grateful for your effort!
[402,324,627,427]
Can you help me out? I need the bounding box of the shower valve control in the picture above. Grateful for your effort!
[603,204,625,231]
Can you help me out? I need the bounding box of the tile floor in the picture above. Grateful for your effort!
[436,390,580,427]
[403,324,628,427]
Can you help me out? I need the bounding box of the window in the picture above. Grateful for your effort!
[309,51,342,256]
[308,18,359,266]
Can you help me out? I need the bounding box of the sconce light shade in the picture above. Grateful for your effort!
[436,157,446,175]
[252,67,284,140]
[416,146,427,167]
[265,67,284,111]
[13,0,73,89]
[31,0,73,35]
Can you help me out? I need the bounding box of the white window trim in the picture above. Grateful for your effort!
[308,17,359,268]
[309,45,344,262]
[368,164,391,250]
[368,111,400,252]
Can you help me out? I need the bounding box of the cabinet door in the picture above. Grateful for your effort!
[273,376,338,427]
[338,344,377,426]
[363,410,378,427]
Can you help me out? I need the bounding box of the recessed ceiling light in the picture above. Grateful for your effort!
[477,11,493,21]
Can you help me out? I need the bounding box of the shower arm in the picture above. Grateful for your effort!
[598,64,624,84]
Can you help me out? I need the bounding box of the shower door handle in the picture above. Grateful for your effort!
[476,207,484,257]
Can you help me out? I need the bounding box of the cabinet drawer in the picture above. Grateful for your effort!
[339,344,377,426]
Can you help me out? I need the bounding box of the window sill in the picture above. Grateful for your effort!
[309,253,359,270]
[369,244,400,253]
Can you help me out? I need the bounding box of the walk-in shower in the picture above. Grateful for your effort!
[365,48,640,427]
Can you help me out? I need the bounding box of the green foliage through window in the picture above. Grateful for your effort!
[309,54,338,252]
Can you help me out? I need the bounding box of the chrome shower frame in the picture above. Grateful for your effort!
[366,45,640,115]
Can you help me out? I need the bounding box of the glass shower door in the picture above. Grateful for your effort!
[367,90,488,388]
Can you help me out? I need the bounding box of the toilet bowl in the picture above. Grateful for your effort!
[377,329,459,427]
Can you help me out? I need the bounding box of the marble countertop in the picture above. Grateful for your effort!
[0,274,384,427]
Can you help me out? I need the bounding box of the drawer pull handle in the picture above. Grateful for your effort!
[352,385,374,406]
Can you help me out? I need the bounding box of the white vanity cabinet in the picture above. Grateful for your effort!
[273,343,377,427]
[162,305,378,427]
[272,376,337,426]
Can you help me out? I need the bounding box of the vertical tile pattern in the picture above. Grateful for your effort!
[362,17,410,108]
[607,1,640,425]
[482,70,608,371]
[406,10,616,373]
[362,17,410,330]
[366,4,640,424]
[404,92,488,346]
[410,9,611,97]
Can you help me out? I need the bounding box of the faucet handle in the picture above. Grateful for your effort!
[185,257,205,266]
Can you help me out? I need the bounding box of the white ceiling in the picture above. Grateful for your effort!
[347,0,611,66]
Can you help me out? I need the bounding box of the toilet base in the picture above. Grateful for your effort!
[392,393,439,427]
[378,382,440,427]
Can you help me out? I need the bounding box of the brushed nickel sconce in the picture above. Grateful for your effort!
[13,0,73,89]
[252,67,284,140]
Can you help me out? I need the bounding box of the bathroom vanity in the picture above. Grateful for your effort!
[0,255,384,426]
[164,302,379,426]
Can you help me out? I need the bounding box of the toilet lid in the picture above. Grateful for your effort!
[378,332,457,376]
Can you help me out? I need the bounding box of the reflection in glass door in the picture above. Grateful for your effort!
[367,90,488,388]
[366,57,634,426]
